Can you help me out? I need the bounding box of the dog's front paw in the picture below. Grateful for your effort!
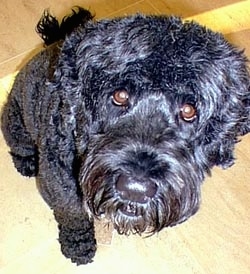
[58,224,97,265]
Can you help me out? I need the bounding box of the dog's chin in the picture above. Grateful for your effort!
[113,202,155,235]
[97,204,160,235]
[85,193,197,235]
[113,213,155,236]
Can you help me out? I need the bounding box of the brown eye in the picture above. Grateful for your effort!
[180,103,197,122]
[112,89,129,106]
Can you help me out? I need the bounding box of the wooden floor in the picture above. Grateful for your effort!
[0,1,250,273]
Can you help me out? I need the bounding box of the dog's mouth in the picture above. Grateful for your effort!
[119,202,139,217]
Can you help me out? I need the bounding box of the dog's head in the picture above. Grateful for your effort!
[53,15,250,234]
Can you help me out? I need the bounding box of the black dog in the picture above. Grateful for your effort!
[1,7,250,264]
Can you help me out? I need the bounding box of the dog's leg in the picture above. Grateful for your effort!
[54,210,97,265]
[1,94,38,177]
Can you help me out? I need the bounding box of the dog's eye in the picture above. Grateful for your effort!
[112,89,129,106]
[180,103,197,122]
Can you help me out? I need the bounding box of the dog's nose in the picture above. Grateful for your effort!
[116,174,157,203]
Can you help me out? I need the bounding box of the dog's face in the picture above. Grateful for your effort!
[56,15,250,234]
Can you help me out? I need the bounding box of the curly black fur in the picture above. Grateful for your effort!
[1,6,250,264]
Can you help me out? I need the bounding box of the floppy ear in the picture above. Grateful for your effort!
[230,50,250,136]
[237,87,250,136]
[198,46,250,169]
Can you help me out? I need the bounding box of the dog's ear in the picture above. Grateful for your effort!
[198,46,250,169]
[237,89,250,136]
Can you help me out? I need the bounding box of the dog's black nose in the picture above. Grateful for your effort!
[116,174,157,203]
